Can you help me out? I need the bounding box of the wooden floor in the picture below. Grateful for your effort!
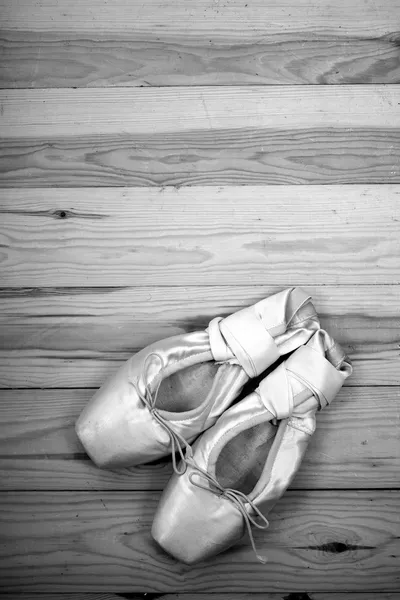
[0,1,400,599]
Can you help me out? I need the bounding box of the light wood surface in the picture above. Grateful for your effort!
[0,387,398,491]
[0,491,399,592]
[1,186,399,287]
[2,0,397,35]
[1,87,399,187]
[1,0,399,596]
[2,87,399,137]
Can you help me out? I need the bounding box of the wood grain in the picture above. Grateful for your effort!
[0,491,398,592]
[1,0,399,597]
[1,33,400,88]
[2,87,399,187]
[1,596,399,600]
[2,127,400,187]
[0,596,399,600]
[0,284,399,388]
[1,87,399,137]
[0,387,399,490]
[0,186,399,288]
[1,0,397,36]
[5,352,397,388]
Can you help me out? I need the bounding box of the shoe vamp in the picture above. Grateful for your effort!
[152,467,245,564]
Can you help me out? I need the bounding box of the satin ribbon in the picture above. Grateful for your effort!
[208,314,280,379]
[258,362,294,420]
[285,345,347,409]
[208,287,312,379]
[258,344,346,419]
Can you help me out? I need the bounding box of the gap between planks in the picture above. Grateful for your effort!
[0,595,399,600]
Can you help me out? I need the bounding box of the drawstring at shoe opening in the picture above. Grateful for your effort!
[129,352,193,475]
[188,461,269,564]
[131,353,269,563]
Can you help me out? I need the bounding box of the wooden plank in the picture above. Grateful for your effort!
[1,33,400,88]
[1,348,398,388]
[0,387,399,490]
[1,0,397,36]
[2,127,400,187]
[1,87,399,137]
[0,491,398,592]
[5,352,397,388]
[1,87,399,187]
[0,186,399,288]
[7,593,397,600]
[0,284,399,387]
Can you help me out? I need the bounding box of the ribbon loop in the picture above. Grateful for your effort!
[285,345,346,409]
[218,307,281,378]
[207,288,313,378]
[257,340,347,422]
[208,317,233,363]
[208,306,281,378]
[258,362,294,420]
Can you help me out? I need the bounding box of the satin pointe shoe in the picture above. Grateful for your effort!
[152,329,352,564]
[76,287,319,469]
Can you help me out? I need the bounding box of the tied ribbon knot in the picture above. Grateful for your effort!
[208,313,280,379]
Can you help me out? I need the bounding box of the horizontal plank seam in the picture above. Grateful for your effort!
[3,182,400,189]
[0,488,399,493]
[1,284,400,290]
[1,384,396,391]
[1,83,400,91]
[2,81,399,91]
[0,591,396,593]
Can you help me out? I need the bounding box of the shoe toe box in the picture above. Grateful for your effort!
[152,468,245,564]
[75,362,169,468]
